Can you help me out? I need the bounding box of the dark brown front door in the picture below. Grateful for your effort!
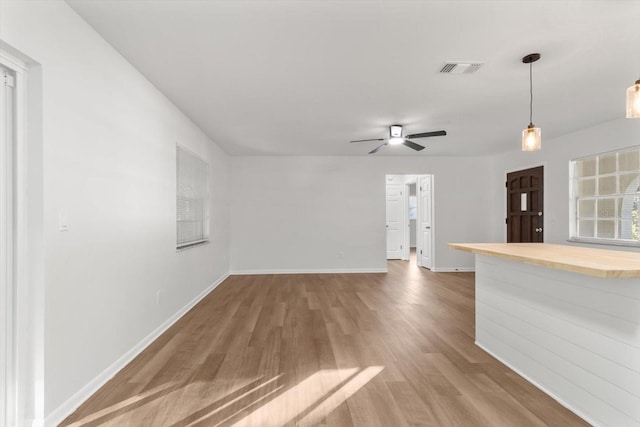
[507,166,543,242]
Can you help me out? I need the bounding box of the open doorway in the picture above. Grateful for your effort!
[385,174,434,269]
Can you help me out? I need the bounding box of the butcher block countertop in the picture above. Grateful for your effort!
[449,243,640,279]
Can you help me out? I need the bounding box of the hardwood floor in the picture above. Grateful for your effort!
[61,255,589,427]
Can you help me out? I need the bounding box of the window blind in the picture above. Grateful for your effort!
[176,146,209,248]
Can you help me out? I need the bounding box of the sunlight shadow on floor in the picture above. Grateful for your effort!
[65,366,384,426]
[65,381,180,427]
[228,366,384,427]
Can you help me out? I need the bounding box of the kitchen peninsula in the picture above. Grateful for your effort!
[450,243,640,427]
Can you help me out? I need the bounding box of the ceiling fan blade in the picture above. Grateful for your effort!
[350,138,385,143]
[368,143,388,154]
[402,140,425,151]
[405,130,447,139]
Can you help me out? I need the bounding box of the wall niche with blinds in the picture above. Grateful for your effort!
[570,145,640,245]
[176,145,210,249]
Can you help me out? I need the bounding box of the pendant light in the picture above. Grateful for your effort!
[522,53,541,151]
[627,77,640,118]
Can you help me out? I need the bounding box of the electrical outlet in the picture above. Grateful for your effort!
[156,290,163,305]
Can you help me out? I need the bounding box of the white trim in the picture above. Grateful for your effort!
[176,239,210,251]
[0,58,17,427]
[430,174,436,269]
[430,267,475,273]
[475,340,599,427]
[1,46,37,427]
[566,237,640,248]
[230,268,387,275]
[43,273,230,427]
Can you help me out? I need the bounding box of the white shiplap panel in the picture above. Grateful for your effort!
[475,255,640,427]
[478,254,640,299]
[479,314,640,423]
[478,301,640,407]
[477,329,637,427]
[478,277,640,373]
[477,264,640,350]
[480,258,640,323]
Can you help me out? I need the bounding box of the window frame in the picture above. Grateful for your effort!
[569,145,640,247]
[176,144,210,250]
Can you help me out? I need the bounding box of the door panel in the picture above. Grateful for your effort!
[419,176,433,268]
[386,184,403,259]
[507,166,544,242]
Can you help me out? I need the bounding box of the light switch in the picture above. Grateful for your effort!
[58,212,69,232]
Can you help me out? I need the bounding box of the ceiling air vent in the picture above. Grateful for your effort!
[440,62,484,74]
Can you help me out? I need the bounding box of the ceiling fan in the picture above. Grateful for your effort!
[350,125,447,154]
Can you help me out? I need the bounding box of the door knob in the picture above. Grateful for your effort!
[535,227,543,232]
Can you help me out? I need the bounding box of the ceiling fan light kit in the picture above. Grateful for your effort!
[349,125,447,154]
[521,53,542,152]
[627,78,640,118]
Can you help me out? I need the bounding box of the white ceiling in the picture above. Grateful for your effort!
[65,0,640,156]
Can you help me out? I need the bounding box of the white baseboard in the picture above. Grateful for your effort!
[230,268,387,275]
[430,267,475,272]
[43,273,230,427]
[475,341,599,427]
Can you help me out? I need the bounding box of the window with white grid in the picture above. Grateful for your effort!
[176,146,209,249]
[571,146,640,244]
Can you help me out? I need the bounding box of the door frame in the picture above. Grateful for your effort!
[1,46,45,427]
[385,174,434,268]
[503,162,546,242]
[0,58,17,427]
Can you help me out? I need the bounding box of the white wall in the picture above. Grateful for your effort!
[1,1,231,423]
[230,156,499,273]
[494,118,640,251]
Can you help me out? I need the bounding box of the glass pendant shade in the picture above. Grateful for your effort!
[521,53,541,152]
[627,79,640,118]
[522,124,541,151]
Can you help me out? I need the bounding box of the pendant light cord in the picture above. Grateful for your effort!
[529,62,534,126]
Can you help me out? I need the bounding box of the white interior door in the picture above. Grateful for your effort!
[386,183,403,259]
[418,175,433,269]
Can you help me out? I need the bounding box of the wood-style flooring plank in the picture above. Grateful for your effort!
[60,253,589,427]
